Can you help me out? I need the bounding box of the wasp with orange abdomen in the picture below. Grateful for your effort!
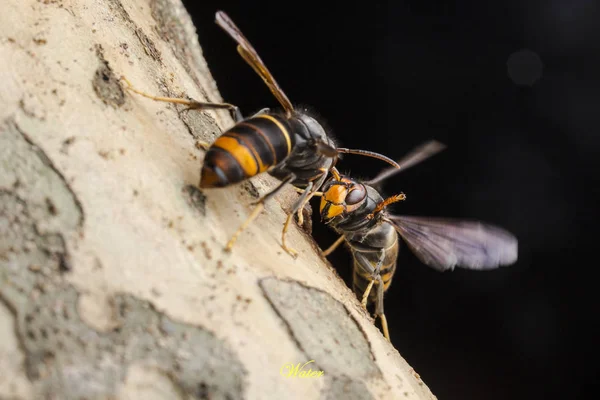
[123,11,398,256]
[318,141,518,341]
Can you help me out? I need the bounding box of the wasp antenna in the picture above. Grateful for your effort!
[366,140,446,186]
[367,193,407,220]
[336,148,401,169]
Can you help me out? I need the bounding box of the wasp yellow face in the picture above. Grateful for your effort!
[320,177,367,223]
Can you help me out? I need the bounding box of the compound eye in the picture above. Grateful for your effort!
[345,185,366,205]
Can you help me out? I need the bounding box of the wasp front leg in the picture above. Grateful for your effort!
[291,186,324,228]
[294,188,345,257]
[281,172,330,257]
[281,181,314,258]
[225,174,297,252]
[291,166,330,227]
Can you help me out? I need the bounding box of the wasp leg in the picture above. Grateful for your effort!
[374,278,391,341]
[195,141,211,150]
[292,188,322,226]
[281,172,330,257]
[289,187,318,235]
[354,251,390,340]
[322,235,345,257]
[353,250,385,308]
[295,168,329,226]
[361,280,376,307]
[295,195,310,227]
[121,76,243,122]
[225,174,296,252]
[281,181,314,258]
[293,187,323,197]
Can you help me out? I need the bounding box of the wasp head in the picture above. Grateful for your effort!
[319,176,367,224]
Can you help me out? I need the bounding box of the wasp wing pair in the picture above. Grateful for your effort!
[388,215,518,271]
[370,140,518,272]
[215,11,294,117]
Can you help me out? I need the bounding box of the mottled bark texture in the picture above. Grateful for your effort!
[0,0,436,399]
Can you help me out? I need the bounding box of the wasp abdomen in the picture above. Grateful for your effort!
[200,114,296,188]
[350,225,400,303]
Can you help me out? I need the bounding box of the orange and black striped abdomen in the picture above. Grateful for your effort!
[200,114,295,188]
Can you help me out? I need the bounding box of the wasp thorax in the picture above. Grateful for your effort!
[297,114,327,141]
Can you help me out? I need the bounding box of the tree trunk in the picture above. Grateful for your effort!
[0,0,436,399]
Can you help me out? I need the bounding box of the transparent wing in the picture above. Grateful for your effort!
[366,140,446,186]
[387,215,518,271]
[216,11,294,115]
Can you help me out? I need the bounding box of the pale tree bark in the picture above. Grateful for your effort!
[0,0,437,399]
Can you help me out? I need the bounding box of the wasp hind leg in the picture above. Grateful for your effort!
[354,251,390,340]
[225,174,296,252]
[354,251,385,307]
[374,279,391,341]
[121,76,243,122]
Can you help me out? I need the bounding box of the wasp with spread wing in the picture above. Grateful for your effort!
[318,141,518,340]
[122,11,399,256]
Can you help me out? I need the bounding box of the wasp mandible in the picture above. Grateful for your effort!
[122,11,399,256]
[318,141,518,340]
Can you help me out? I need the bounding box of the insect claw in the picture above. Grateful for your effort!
[224,238,236,252]
[361,297,368,309]
[282,244,298,258]
[195,141,210,151]
[380,314,391,341]
[296,208,304,227]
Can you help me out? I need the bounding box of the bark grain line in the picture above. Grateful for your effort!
[0,0,436,399]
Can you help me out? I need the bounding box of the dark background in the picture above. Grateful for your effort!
[181,1,597,399]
